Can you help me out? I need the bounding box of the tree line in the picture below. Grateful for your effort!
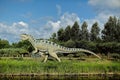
[50,16,120,55]
[51,16,120,42]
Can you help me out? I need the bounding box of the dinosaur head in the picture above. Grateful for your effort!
[21,34,30,41]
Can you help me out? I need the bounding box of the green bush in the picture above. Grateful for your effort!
[64,40,76,48]
[59,40,120,56]
[75,40,89,49]
[74,52,87,58]
[0,48,28,57]
[110,53,120,60]
[68,54,74,60]
[96,42,120,55]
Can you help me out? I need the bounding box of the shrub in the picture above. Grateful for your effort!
[0,48,28,57]
[64,40,76,48]
[97,42,120,55]
[74,52,87,58]
[68,54,74,60]
[110,53,120,60]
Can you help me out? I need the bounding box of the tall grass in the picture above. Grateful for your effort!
[0,58,120,74]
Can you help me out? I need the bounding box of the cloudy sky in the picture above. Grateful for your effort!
[0,0,120,43]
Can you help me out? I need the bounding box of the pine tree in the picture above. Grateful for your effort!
[57,28,65,41]
[64,25,71,41]
[0,39,10,49]
[116,18,120,42]
[102,16,119,42]
[81,21,89,41]
[51,33,57,40]
[70,21,80,41]
[90,22,100,41]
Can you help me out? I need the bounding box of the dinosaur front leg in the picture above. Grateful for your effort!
[38,51,46,57]
[31,48,38,57]
[37,51,49,62]
[32,48,38,54]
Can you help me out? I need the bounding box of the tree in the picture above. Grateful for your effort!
[12,40,33,52]
[0,39,10,49]
[50,33,57,40]
[102,16,119,42]
[70,21,80,41]
[57,28,65,41]
[64,39,76,48]
[90,22,100,41]
[64,25,71,41]
[81,21,89,41]
[116,18,120,42]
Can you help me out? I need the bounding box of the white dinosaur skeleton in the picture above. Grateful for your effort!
[21,34,101,62]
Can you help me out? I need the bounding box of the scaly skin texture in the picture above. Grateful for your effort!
[21,34,101,62]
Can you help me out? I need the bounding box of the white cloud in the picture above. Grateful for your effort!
[56,4,62,16]
[88,0,120,17]
[13,21,28,28]
[60,13,80,26]
[30,12,81,39]
[88,0,120,9]
[0,21,31,42]
[85,12,114,33]
[87,0,120,32]
[45,12,80,33]
[47,20,61,32]
[18,21,28,28]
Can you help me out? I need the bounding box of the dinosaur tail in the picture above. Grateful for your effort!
[58,47,101,59]
[76,48,101,59]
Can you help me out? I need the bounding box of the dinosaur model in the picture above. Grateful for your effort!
[20,34,101,62]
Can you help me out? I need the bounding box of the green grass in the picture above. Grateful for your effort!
[0,57,120,74]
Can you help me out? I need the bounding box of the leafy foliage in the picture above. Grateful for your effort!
[96,42,120,55]
[64,25,71,41]
[50,33,57,40]
[102,16,120,42]
[12,40,34,52]
[0,48,28,57]
[90,22,100,41]
[0,39,10,49]
[70,21,80,40]
[64,39,76,48]
[109,53,120,61]
[57,28,65,41]
[81,21,89,41]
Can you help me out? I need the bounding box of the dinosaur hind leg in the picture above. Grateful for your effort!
[50,52,61,62]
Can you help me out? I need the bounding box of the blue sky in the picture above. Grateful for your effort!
[0,0,120,42]
[0,0,95,22]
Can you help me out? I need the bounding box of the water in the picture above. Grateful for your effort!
[0,75,120,80]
